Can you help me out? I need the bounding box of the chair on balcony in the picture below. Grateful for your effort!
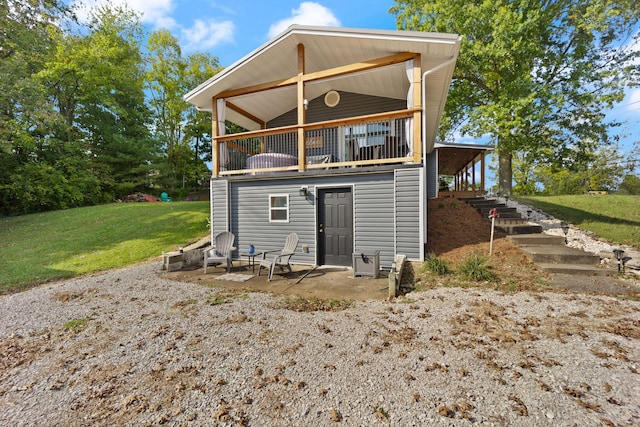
[203,231,236,273]
[258,232,299,281]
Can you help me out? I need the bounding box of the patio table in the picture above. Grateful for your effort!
[240,251,263,274]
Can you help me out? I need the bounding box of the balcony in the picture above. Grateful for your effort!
[214,109,419,177]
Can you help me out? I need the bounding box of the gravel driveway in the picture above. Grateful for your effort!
[1,262,639,426]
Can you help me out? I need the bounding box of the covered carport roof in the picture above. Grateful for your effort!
[435,142,494,176]
[184,25,461,151]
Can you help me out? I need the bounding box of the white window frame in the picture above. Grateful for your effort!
[269,194,289,223]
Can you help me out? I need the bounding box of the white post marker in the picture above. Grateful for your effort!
[488,207,500,256]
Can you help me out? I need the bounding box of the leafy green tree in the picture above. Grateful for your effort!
[146,31,221,190]
[534,144,626,194]
[37,6,157,200]
[391,0,640,196]
[0,0,77,214]
[618,174,640,194]
[512,151,539,195]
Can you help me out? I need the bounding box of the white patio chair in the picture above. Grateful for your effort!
[258,232,299,281]
[203,231,236,274]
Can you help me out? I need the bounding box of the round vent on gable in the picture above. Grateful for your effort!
[324,90,340,107]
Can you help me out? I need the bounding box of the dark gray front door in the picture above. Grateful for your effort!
[318,188,353,266]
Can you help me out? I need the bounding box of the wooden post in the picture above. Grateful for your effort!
[212,97,219,178]
[472,158,477,191]
[480,152,486,192]
[389,261,397,299]
[412,54,422,163]
[297,43,306,172]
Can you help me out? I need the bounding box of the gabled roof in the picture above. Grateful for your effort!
[184,25,461,149]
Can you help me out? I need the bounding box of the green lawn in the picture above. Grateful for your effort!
[516,195,640,249]
[0,202,210,294]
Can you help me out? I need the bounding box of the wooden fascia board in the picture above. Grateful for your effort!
[216,51,418,99]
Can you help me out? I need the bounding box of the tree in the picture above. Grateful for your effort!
[391,0,640,196]
[533,144,627,194]
[618,174,640,194]
[0,0,78,214]
[146,31,221,190]
[37,6,157,201]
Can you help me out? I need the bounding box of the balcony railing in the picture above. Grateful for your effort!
[214,109,418,176]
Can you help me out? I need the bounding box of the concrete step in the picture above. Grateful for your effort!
[479,208,520,218]
[496,218,530,225]
[466,200,503,208]
[459,197,488,204]
[496,224,543,234]
[486,211,523,219]
[537,263,612,276]
[508,234,566,246]
[519,245,600,265]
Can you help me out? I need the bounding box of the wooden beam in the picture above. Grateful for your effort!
[480,152,486,191]
[226,101,265,128]
[411,53,422,163]
[212,97,219,178]
[303,51,416,84]
[216,51,417,99]
[297,43,306,172]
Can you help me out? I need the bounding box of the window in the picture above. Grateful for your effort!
[269,194,289,222]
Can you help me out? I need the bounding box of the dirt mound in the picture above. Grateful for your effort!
[120,192,160,203]
[425,197,639,296]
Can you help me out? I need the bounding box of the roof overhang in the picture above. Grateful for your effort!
[184,25,461,149]
[434,142,494,176]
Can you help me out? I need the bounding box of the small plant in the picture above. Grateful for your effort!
[276,296,354,312]
[423,253,451,276]
[457,253,496,282]
[63,318,91,333]
[207,291,244,306]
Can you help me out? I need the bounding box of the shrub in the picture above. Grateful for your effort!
[423,253,451,275]
[457,253,496,282]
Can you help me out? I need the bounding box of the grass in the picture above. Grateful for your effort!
[516,195,640,249]
[457,253,497,282]
[0,201,210,294]
[423,253,451,275]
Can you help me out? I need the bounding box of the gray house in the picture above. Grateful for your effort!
[184,25,483,270]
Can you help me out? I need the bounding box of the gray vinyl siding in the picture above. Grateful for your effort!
[426,150,438,198]
[229,181,317,265]
[267,91,406,128]
[395,169,422,261]
[210,179,229,239]
[210,166,424,269]
[351,176,396,267]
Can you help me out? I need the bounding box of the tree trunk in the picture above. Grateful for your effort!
[498,151,513,197]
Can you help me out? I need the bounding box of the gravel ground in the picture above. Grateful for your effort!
[1,262,639,426]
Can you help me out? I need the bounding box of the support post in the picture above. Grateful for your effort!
[212,97,219,178]
[297,43,306,171]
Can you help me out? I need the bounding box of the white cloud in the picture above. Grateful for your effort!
[268,2,341,38]
[627,88,640,112]
[72,0,177,28]
[71,0,236,52]
[182,19,235,51]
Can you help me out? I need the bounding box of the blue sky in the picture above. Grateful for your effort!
[73,0,639,172]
